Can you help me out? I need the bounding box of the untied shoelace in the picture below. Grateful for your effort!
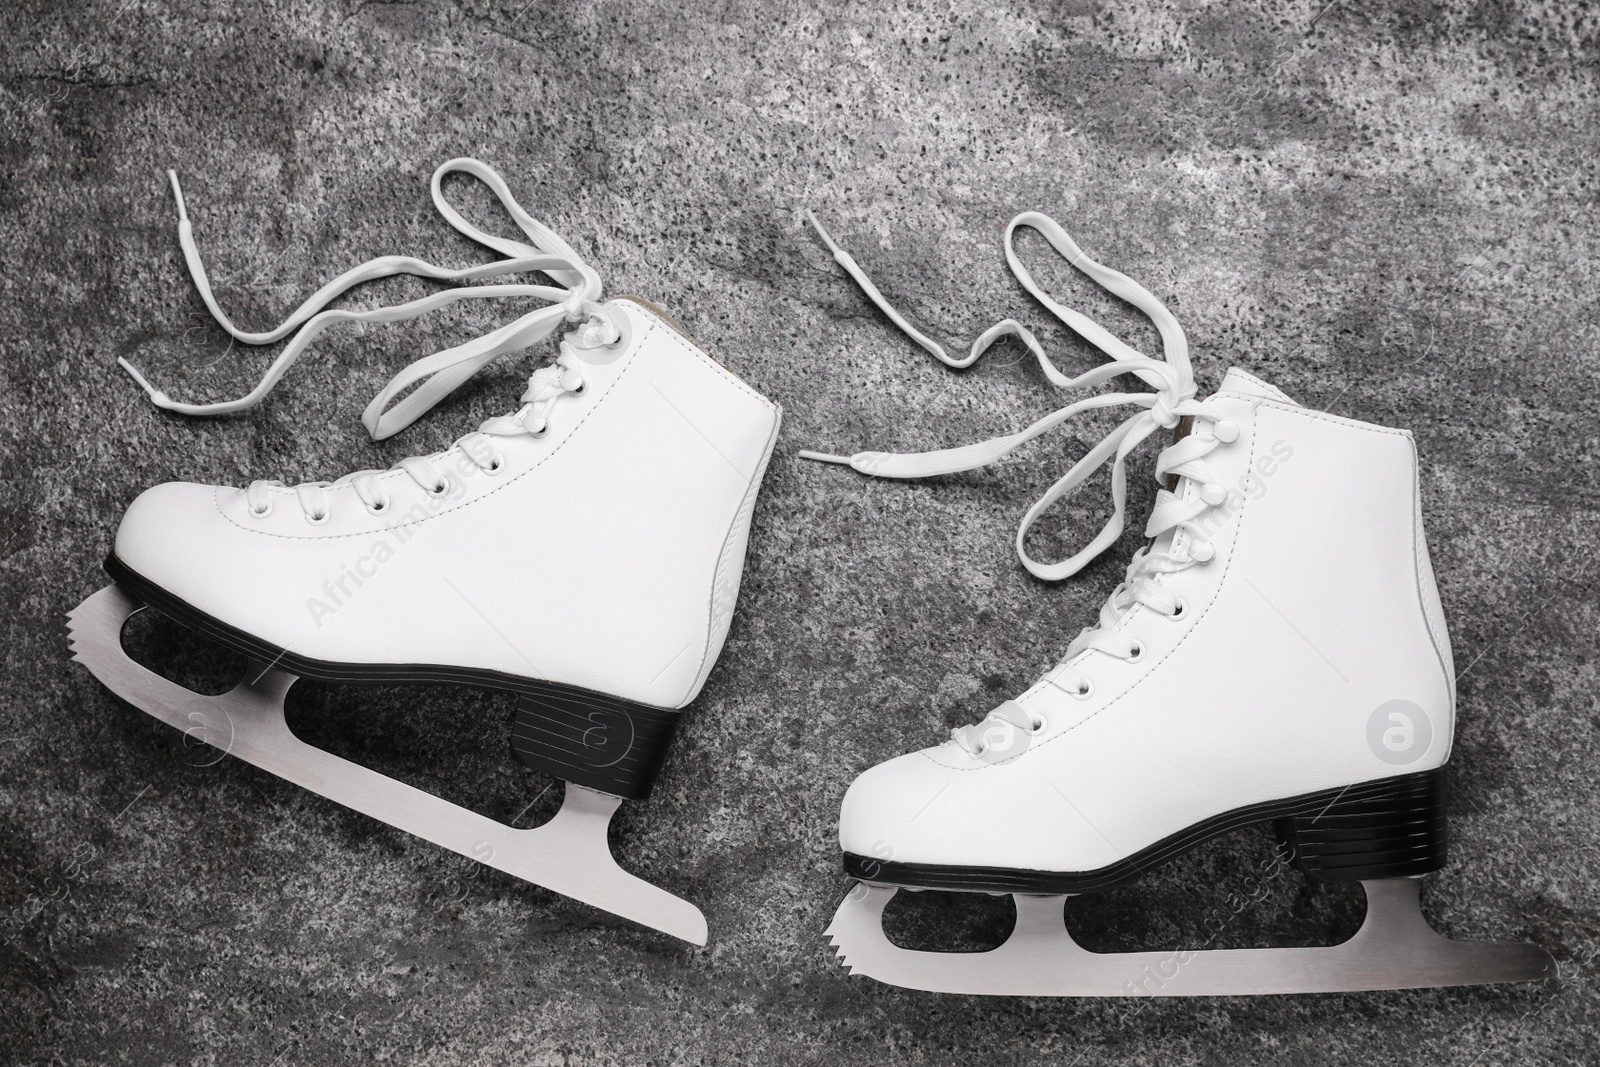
[121,158,621,520]
[800,211,1241,756]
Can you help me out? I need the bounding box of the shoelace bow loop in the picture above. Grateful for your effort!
[801,210,1208,582]
[802,209,1239,759]
[130,157,622,520]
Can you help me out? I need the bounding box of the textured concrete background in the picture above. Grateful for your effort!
[2,0,1596,1064]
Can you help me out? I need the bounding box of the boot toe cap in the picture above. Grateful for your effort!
[112,481,250,619]
[839,749,989,866]
[839,744,1128,874]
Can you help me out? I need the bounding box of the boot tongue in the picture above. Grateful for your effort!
[1218,366,1299,406]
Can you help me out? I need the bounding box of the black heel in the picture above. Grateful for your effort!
[1275,767,1448,882]
[511,691,682,800]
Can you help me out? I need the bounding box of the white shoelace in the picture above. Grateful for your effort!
[800,211,1240,757]
[121,158,621,521]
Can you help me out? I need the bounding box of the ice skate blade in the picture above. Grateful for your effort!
[826,882,1554,996]
[69,585,707,946]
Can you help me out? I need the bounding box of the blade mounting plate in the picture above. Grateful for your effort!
[825,877,1553,996]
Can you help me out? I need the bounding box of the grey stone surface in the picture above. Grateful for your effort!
[2,0,1597,1063]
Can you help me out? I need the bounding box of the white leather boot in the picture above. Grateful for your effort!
[804,211,1551,994]
[70,160,781,945]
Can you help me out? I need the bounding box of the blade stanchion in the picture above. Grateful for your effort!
[825,880,1554,996]
[69,584,707,946]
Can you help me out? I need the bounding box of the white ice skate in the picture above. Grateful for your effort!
[801,211,1554,993]
[69,160,781,945]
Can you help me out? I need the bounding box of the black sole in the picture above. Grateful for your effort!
[104,553,683,799]
[843,766,1449,894]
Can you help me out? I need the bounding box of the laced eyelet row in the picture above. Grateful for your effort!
[163,154,621,531]
[247,456,513,522]
[237,319,604,523]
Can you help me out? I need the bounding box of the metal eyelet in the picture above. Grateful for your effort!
[427,479,450,498]
[365,496,391,515]
[1169,598,1188,621]
[305,508,330,526]
[1070,678,1094,701]
[1126,642,1145,663]
[1029,715,1046,734]
[485,455,506,475]
[569,381,587,397]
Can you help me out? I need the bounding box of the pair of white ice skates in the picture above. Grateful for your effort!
[69,159,1552,996]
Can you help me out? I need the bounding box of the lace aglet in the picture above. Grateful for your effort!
[166,169,189,224]
[803,209,853,266]
[796,449,854,466]
[116,357,171,407]
[802,208,829,244]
